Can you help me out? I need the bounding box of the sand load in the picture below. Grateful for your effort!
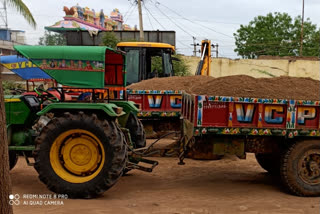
[128,75,320,100]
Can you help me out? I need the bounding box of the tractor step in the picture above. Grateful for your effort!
[127,158,159,172]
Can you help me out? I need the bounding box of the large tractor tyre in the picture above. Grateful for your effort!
[33,112,127,199]
[255,153,281,176]
[125,113,146,148]
[280,140,320,196]
[9,151,18,170]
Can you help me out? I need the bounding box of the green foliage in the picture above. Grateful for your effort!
[6,0,36,29]
[234,12,320,58]
[151,56,162,75]
[172,55,190,76]
[100,31,119,49]
[38,30,66,46]
[122,38,138,42]
[151,54,190,76]
[2,81,24,95]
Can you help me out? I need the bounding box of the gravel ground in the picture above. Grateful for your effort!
[11,152,320,214]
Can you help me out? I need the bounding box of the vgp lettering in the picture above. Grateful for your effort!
[235,103,317,126]
[235,104,284,124]
[147,95,181,108]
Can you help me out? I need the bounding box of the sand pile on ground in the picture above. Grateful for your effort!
[128,76,211,91]
[128,75,320,100]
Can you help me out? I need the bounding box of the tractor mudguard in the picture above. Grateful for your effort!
[109,100,139,114]
[110,101,139,127]
[37,102,125,117]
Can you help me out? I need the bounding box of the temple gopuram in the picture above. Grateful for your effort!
[45,5,136,34]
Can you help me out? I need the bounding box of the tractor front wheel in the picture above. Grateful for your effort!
[34,112,127,198]
[126,113,146,148]
[123,113,146,174]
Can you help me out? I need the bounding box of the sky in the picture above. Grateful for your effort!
[4,0,320,58]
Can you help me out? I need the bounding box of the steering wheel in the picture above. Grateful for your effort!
[34,87,60,103]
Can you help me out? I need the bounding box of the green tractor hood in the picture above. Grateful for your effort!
[14,45,125,88]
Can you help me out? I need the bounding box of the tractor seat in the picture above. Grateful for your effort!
[22,95,41,112]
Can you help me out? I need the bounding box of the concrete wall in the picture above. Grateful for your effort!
[182,56,320,80]
[66,30,176,47]
[0,67,24,81]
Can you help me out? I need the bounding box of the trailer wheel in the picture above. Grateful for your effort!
[255,153,280,175]
[126,113,146,148]
[9,151,18,170]
[33,112,127,198]
[280,140,320,196]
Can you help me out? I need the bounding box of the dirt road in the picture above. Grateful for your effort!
[11,154,319,214]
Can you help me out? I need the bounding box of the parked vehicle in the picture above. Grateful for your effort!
[5,45,154,198]
[123,40,212,137]
[181,92,320,196]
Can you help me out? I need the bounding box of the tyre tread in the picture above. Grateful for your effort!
[33,112,127,198]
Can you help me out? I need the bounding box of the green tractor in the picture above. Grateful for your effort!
[5,45,154,198]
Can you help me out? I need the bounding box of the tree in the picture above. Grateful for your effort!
[5,0,36,28]
[3,81,24,95]
[100,31,119,49]
[172,55,190,76]
[151,54,190,76]
[234,12,320,58]
[38,30,66,46]
[0,66,12,214]
[0,1,36,214]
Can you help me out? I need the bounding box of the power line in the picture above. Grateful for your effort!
[143,3,166,30]
[177,40,191,49]
[124,3,137,23]
[155,16,241,25]
[145,2,205,40]
[151,1,194,38]
[157,14,206,40]
[154,1,233,39]
[142,14,241,25]
[143,2,154,30]
[123,2,135,19]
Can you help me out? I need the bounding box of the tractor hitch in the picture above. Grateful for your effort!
[126,157,159,172]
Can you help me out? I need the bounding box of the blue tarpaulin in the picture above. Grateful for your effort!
[0,55,52,80]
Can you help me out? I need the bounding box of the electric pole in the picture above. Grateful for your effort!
[300,0,305,56]
[137,0,144,41]
[192,36,197,56]
[215,44,219,58]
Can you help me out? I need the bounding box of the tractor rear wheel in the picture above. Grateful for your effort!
[255,153,280,175]
[33,112,127,198]
[9,150,18,170]
[280,140,320,196]
[126,113,146,148]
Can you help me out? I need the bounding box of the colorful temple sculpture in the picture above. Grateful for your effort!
[110,8,123,30]
[45,5,136,35]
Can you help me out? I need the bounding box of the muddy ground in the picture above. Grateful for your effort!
[11,149,320,214]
